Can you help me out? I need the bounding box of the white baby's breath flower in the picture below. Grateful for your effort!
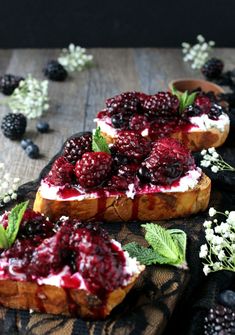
[203,220,212,228]
[227,211,235,225]
[218,250,225,261]
[58,43,93,73]
[211,166,219,173]
[208,147,215,154]
[203,264,210,276]
[199,244,208,258]
[7,75,49,119]
[201,160,211,168]
[201,149,207,156]
[181,35,215,69]
[212,262,222,271]
[0,163,21,205]
[209,207,217,217]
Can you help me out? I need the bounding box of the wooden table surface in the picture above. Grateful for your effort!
[0,48,234,185]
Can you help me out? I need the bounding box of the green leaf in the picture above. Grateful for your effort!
[92,127,111,154]
[0,225,9,249]
[6,201,29,247]
[186,92,197,107]
[142,223,179,263]
[168,229,187,264]
[123,242,170,265]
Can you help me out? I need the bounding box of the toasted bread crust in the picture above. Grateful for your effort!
[33,173,211,222]
[100,123,229,151]
[0,268,144,318]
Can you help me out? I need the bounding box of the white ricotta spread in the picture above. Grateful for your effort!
[189,113,229,132]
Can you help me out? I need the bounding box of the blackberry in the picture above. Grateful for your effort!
[36,120,50,133]
[201,58,224,80]
[75,152,112,188]
[0,74,24,95]
[204,305,235,334]
[44,60,68,81]
[143,92,179,118]
[129,114,149,131]
[1,113,27,140]
[63,132,92,164]
[106,92,143,115]
[46,157,74,186]
[114,131,151,161]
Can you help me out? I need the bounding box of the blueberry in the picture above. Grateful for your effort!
[218,290,235,309]
[36,121,50,133]
[21,138,34,150]
[25,144,40,159]
[111,114,128,129]
[137,166,151,183]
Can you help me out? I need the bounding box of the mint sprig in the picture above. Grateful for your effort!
[92,127,111,154]
[0,201,28,249]
[172,86,197,113]
[124,223,187,268]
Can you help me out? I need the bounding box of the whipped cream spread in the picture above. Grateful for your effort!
[189,113,229,132]
[40,167,202,201]
[95,112,230,137]
[0,242,141,290]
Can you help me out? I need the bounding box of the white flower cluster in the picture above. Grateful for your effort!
[200,147,235,173]
[200,207,235,275]
[8,75,49,119]
[182,34,215,69]
[58,44,93,72]
[0,163,20,205]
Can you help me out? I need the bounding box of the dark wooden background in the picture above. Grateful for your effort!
[0,0,234,47]
[0,48,233,185]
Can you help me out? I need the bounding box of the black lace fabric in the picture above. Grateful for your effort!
[0,132,235,335]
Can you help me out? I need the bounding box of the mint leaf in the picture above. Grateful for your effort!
[168,229,187,264]
[186,92,197,106]
[6,201,28,247]
[0,225,9,249]
[123,242,170,265]
[92,127,111,154]
[171,87,197,113]
[142,223,179,263]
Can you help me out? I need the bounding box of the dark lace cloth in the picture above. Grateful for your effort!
[0,132,235,335]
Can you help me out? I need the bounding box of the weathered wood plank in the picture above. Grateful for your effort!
[0,48,234,185]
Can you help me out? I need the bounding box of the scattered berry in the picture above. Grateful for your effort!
[201,58,224,79]
[0,74,24,95]
[63,132,92,164]
[46,156,74,186]
[194,95,211,114]
[44,60,68,81]
[114,131,151,161]
[36,120,50,133]
[107,175,129,190]
[143,92,179,117]
[21,138,34,150]
[25,144,40,159]
[204,305,235,335]
[129,114,149,131]
[140,138,195,185]
[208,103,223,120]
[106,92,143,115]
[218,290,235,309]
[1,113,27,140]
[75,152,112,188]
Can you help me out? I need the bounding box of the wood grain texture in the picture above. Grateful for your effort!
[0,48,234,185]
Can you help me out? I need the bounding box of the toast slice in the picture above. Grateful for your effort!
[33,172,211,222]
[0,210,144,318]
[96,90,230,151]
